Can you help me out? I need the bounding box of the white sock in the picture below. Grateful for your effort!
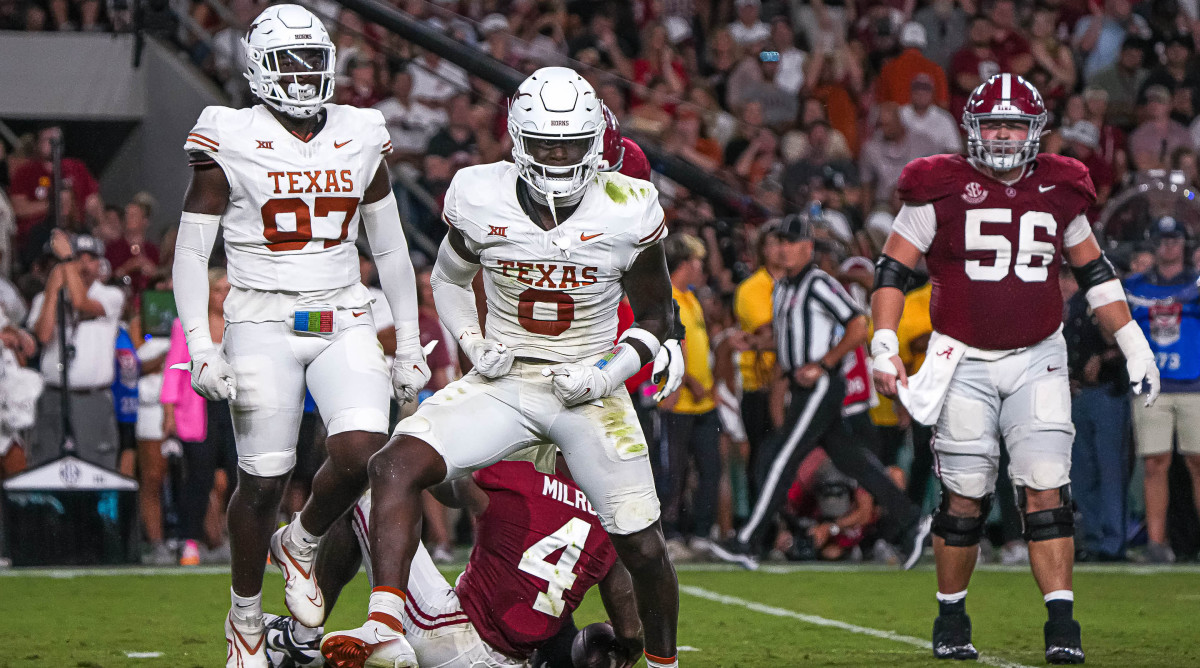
[230,588,263,628]
[368,587,407,632]
[937,590,968,604]
[290,618,322,644]
[1044,590,1074,603]
[645,651,677,667]
[286,514,322,554]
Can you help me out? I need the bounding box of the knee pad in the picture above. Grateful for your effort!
[602,486,661,536]
[1016,485,1075,542]
[932,487,993,548]
[238,450,296,477]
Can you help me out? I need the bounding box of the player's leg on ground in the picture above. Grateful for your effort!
[608,524,679,665]
[933,492,983,595]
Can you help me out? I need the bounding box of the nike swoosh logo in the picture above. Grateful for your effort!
[307,589,324,609]
[334,140,352,148]
[1048,366,1061,372]
[199,362,208,374]
[352,311,366,317]
[413,365,421,371]
[1039,185,1056,193]
[188,327,199,333]
[580,232,603,241]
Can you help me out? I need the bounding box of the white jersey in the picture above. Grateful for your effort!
[184,104,392,295]
[444,162,667,363]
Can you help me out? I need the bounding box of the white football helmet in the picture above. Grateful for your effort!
[508,67,605,204]
[243,4,335,119]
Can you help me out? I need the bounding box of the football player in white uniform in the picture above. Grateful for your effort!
[172,6,429,667]
[321,67,681,668]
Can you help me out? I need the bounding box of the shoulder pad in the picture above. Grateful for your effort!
[1037,154,1097,207]
[896,154,968,205]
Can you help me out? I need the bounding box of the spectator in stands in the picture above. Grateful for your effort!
[1090,37,1149,129]
[950,15,1004,120]
[407,49,469,106]
[987,0,1033,76]
[703,28,742,107]
[1082,87,1129,183]
[632,21,688,105]
[1073,0,1152,81]
[479,13,522,69]
[728,0,769,47]
[806,41,864,154]
[375,69,447,171]
[912,0,969,72]
[899,75,962,155]
[1060,122,1115,219]
[1139,35,1200,111]
[338,56,384,108]
[106,193,161,295]
[28,231,123,469]
[1129,85,1193,171]
[8,125,100,264]
[93,204,122,245]
[877,22,950,109]
[659,234,721,560]
[425,94,486,172]
[768,17,807,96]
[1124,217,1200,564]
[858,103,941,215]
[1064,267,1129,561]
[727,49,799,131]
[1029,5,1077,104]
[665,110,722,171]
[793,0,849,52]
[736,229,786,481]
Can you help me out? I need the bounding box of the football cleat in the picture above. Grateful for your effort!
[226,613,269,668]
[270,523,326,628]
[264,613,322,668]
[706,538,760,571]
[1044,619,1085,664]
[321,619,418,668]
[932,612,979,660]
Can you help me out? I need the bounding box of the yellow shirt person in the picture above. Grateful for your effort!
[671,284,716,414]
[735,267,777,393]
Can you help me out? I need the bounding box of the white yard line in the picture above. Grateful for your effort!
[124,652,163,658]
[681,585,1036,668]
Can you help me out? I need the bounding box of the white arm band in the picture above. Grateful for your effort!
[430,235,482,340]
[596,327,662,388]
[362,191,422,355]
[173,212,221,357]
[870,329,900,358]
[1085,278,1126,311]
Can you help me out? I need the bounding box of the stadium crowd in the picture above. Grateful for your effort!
[2,0,1200,568]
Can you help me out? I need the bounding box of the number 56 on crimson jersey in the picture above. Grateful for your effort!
[184,104,392,292]
[895,153,1096,351]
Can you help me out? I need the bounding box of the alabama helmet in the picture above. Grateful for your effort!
[243,4,336,119]
[508,67,605,202]
[962,73,1047,172]
[598,102,625,173]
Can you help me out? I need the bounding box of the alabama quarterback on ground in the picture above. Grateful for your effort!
[320,66,681,668]
[870,73,1158,664]
[173,6,429,667]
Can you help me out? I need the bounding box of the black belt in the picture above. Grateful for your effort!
[514,356,557,365]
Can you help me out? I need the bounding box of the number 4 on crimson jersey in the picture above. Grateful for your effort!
[184,104,392,292]
[894,153,1097,350]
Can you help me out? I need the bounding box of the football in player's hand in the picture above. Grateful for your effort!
[571,622,621,668]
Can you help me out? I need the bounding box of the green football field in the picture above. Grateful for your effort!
[2,563,1199,667]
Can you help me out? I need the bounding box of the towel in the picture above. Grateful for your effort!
[897,331,967,426]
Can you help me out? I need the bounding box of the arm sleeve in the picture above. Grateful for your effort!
[429,235,483,339]
[361,190,421,355]
[1062,214,1093,249]
[172,212,222,356]
[891,203,937,253]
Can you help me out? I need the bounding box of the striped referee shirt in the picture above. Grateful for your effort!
[772,264,864,373]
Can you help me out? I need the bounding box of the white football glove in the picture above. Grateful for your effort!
[1114,321,1160,407]
[461,333,514,379]
[391,340,438,403]
[541,363,617,407]
[651,338,685,402]
[176,347,237,401]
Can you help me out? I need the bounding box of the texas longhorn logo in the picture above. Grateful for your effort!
[961,182,987,205]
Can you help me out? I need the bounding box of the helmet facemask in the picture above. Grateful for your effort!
[509,122,604,213]
[963,112,1046,172]
[245,43,336,119]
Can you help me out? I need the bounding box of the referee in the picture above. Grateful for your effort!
[710,214,930,569]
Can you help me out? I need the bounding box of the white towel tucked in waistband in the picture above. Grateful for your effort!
[897,330,967,426]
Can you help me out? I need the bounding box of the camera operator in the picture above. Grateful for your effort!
[27,230,125,469]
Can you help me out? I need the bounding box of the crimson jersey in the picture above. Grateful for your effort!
[456,459,618,659]
[896,154,1096,350]
[615,136,655,393]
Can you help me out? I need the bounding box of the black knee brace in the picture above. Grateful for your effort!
[1016,485,1075,542]
[932,488,993,547]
